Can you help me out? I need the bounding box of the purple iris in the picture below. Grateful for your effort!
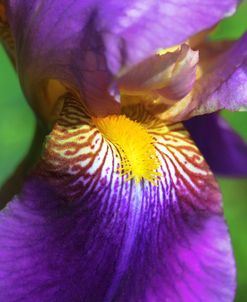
[0,1,247,301]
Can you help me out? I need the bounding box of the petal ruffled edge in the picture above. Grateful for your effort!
[191,32,247,116]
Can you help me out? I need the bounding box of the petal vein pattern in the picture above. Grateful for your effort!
[41,98,218,210]
[0,97,235,301]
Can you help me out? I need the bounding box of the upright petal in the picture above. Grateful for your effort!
[150,33,247,123]
[190,32,247,116]
[184,113,247,177]
[0,97,236,301]
[117,44,199,103]
[5,0,238,119]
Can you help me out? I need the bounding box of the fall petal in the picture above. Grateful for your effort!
[0,181,235,302]
[0,99,236,302]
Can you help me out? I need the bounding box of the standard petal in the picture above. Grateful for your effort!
[117,44,199,102]
[0,98,236,301]
[184,113,247,177]
[149,33,247,123]
[190,32,247,116]
[5,0,238,119]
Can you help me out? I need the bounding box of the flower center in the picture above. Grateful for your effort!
[92,115,161,185]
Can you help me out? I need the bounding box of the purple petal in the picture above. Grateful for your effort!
[184,113,247,177]
[0,99,236,301]
[190,32,247,116]
[5,0,238,118]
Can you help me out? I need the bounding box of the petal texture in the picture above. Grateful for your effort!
[191,32,247,116]
[117,44,199,102]
[185,113,247,177]
[6,0,238,118]
[0,98,236,301]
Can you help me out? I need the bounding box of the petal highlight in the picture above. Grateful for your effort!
[191,32,247,116]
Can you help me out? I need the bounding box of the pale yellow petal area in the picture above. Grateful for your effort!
[118,44,198,103]
[118,43,199,123]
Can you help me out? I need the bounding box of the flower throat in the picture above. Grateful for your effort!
[93,115,161,185]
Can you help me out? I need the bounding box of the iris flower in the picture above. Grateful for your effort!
[1,1,247,301]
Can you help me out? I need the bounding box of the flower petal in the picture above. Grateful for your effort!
[190,32,247,116]
[184,113,247,177]
[149,33,247,123]
[5,0,238,119]
[117,44,199,102]
[0,98,236,301]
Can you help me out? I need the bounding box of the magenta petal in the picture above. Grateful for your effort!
[191,32,247,116]
[0,107,236,301]
[0,175,236,302]
[185,113,247,177]
[6,1,238,116]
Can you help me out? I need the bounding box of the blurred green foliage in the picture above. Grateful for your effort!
[0,2,247,301]
[211,0,247,40]
[0,47,35,185]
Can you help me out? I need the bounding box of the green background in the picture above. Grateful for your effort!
[0,2,247,301]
